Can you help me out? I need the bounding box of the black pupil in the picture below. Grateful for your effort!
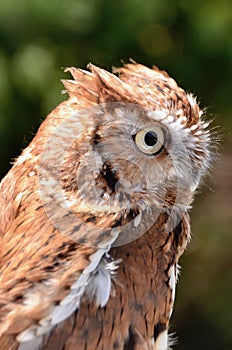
[144,131,158,146]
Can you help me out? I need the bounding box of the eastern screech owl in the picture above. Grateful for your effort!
[0,63,212,350]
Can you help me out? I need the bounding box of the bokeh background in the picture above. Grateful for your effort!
[0,0,231,348]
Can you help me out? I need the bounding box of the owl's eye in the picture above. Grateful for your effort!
[134,126,166,155]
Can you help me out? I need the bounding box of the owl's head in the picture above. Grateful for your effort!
[38,63,212,246]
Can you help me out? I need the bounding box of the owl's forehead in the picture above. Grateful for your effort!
[121,78,199,126]
[99,100,192,132]
[112,64,201,126]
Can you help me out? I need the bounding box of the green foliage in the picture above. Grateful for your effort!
[0,0,231,348]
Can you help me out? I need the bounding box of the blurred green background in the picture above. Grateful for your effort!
[0,0,231,348]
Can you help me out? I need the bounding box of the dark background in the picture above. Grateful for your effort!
[0,1,231,348]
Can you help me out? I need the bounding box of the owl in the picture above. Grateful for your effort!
[0,63,211,350]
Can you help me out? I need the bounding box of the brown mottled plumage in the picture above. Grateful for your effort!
[0,63,211,350]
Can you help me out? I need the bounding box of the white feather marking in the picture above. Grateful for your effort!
[202,121,210,129]
[59,289,81,306]
[187,93,197,106]
[36,325,53,337]
[194,130,203,136]
[166,115,175,123]
[70,272,89,290]
[190,124,199,131]
[168,332,178,349]
[17,231,121,345]
[147,110,167,120]
[17,327,37,342]
[169,265,176,318]
[106,259,121,272]
[85,258,120,307]
[50,301,79,325]
[17,146,34,165]
[155,330,168,350]
[175,108,184,116]
[83,254,105,274]
[169,265,176,300]
[87,261,112,307]
[17,337,43,350]
[64,198,77,207]
[169,116,186,129]
[134,211,142,227]
[177,116,187,125]
[89,248,107,262]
